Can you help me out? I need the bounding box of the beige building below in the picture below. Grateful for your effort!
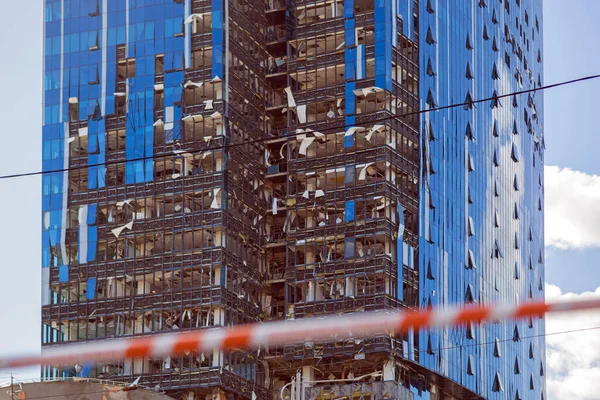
[0,379,174,400]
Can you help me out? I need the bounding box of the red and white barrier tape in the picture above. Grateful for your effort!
[4,298,600,369]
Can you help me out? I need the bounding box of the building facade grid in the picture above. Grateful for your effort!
[41,0,544,399]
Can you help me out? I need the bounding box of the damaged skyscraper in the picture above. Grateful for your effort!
[42,0,545,399]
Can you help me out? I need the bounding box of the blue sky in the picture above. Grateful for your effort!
[543,0,600,294]
[543,0,600,175]
[0,0,599,397]
[0,0,43,381]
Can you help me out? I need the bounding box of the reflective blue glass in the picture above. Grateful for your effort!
[86,277,97,300]
[40,0,545,396]
[417,1,545,398]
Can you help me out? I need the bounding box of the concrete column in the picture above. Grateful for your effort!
[302,366,315,383]
[383,359,395,381]
[137,279,151,295]
[212,308,225,365]
[315,282,324,301]
[305,248,315,264]
[213,266,221,286]
[133,357,149,374]
[306,211,315,228]
[109,278,126,297]
[345,277,355,297]
[307,282,314,302]
[213,306,224,325]
[385,276,392,295]
[213,230,223,247]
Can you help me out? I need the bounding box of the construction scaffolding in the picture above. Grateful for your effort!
[40,0,481,399]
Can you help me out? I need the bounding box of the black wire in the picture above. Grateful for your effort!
[435,325,600,352]
[3,73,599,181]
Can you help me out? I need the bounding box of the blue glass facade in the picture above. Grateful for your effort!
[42,0,544,398]
[418,0,545,399]
[42,0,269,396]
[43,0,188,312]
[43,0,189,272]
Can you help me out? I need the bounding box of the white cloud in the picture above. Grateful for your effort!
[546,284,600,399]
[545,166,600,249]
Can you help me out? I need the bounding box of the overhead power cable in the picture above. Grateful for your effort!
[437,325,600,352]
[1,73,598,181]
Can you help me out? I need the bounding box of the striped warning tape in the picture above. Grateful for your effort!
[3,297,600,369]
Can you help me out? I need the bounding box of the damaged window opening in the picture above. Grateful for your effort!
[40,0,546,396]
